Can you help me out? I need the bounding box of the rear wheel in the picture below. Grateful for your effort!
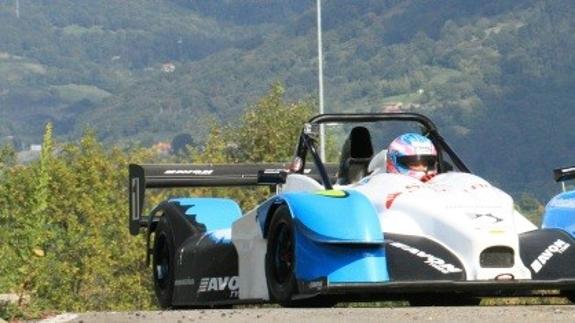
[152,218,176,309]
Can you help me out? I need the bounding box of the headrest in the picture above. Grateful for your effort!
[349,126,373,159]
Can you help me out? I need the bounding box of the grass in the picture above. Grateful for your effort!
[381,92,422,105]
[50,84,112,103]
[60,24,107,36]
[0,60,47,82]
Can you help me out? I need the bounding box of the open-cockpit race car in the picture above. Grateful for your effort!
[128,112,575,308]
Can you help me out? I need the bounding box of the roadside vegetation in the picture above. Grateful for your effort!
[0,84,313,320]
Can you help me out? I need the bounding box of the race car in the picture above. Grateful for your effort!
[541,165,575,302]
[128,112,575,308]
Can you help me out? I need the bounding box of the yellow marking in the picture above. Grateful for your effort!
[316,190,347,198]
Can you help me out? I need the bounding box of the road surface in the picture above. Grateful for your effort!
[35,305,575,323]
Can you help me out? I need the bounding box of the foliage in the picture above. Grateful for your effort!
[515,193,545,226]
[0,83,312,320]
[0,127,157,320]
[170,83,313,211]
[0,144,16,171]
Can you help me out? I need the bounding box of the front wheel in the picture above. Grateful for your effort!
[152,218,176,309]
[265,206,337,308]
[265,206,298,306]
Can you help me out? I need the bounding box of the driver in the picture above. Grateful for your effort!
[386,133,438,182]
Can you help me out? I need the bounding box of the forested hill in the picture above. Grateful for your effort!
[0,0,574,200]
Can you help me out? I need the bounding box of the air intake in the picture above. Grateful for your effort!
[480,246,514,268]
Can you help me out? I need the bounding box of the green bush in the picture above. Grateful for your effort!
[0,83,312,320]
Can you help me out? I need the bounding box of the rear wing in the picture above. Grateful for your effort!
[128,163,337,235]
[554,166,575,193]
[554,166,575,183]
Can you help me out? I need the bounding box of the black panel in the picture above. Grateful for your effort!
[385,233,466,281]
[162,202,202,251]
[519,229,575,280]
[173,233,239,305]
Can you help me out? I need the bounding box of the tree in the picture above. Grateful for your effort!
[170,133,194,156]
[0,144,16,171]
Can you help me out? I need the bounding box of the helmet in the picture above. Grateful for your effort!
[386,133,437,181]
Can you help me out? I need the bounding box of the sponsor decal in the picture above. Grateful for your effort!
[385,192,402,209]
[198,276,239,297]
[385,185,422,209]
[307,280,324,291]
[389,241,463,274]
[263,169,288,174]
[530,239,571,273]
[174,278,195,286]
[469,213,503,224]
[468,183,490,190]
[548,197,575,208]
[489,229,506,235]
[164,169,214,175]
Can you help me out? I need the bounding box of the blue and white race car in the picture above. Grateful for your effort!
[129,112,575,308]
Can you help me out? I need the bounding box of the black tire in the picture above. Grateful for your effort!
[408,293,481,306]
[265,206,337,308]
[152,218,176,309]
[562,291,575,304]
[265,206,298,306]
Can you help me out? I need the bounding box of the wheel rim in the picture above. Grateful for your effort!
[155,235,170,290]
[272,222,294,285]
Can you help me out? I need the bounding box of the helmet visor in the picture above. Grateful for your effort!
[397,155,437,170]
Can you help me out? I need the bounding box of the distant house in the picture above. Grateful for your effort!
[17,144,42,164]
[382,102,403,113]
[152,141,172,155]
[161,62,176,73]
[381,102,422,113]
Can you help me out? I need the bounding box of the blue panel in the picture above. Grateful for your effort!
[170,198,242,231]
[284,190,383,243]
[205,228,233,244]
[542,191,575,237]
[295,230,389,283]
[257,191,389,283]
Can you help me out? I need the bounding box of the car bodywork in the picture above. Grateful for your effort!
[542,166,575,237]
[129,113,575,307]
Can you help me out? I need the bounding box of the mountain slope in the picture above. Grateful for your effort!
[0,0,574,200]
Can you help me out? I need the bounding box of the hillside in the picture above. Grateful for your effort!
[0,0,574,200]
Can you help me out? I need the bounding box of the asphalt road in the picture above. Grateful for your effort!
[34,305,575,323]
